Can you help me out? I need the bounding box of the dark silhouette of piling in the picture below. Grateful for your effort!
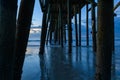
[79,6,81,46]
[96,0,114,80]
[14,0,35,79]
[39,0,49,54]
[39,13,47,54]
[67,0,72,53]
[0,0,17,80]
[91,0,97,52]
[86,3,89,46]
[59,4,64,47]
[74,6,79,47]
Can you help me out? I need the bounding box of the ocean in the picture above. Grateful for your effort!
[28,17,120,47]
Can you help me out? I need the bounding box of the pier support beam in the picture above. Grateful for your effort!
[96,0,114,80]
[79,6,81,46]
[54,21,58,43]
[74,6,79,46]
[91,0,97,52]
[0,0,17,80]
[62,23,66,44]
[59,4,63,47]
[86,3,89,46]
[67,0,72,52]
[39,12,47,54]
[14,0,35,80]
[39,0,49,54]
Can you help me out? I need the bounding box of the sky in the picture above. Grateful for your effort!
[18,0,42,26]
[18,0,120,27]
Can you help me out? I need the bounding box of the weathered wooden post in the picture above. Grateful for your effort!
[64,25,67,43]
[46,25,50,45]
[39,13,48,53]
[59,4,63,47]
[67,0,72,52]
[79,6,81,46]
[0,0,17,80]
[14,0,35,79]
[91,0,97,52]
[49,25,53,44]
[86,3,89,46]
[54,20,59,43]
[45,5,50,45]
[39,0,49,54]
[46,28,49,45]
[96,0,114,80]
[46,15,51,45]
[74,5,79,46]
[58,19,61,45]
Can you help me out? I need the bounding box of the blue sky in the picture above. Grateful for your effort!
[18,0,120,26]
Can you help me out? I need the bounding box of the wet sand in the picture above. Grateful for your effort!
[21,45,120,80]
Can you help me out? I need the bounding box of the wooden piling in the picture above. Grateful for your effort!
[58,19,60,44]
[46,30,49,45]
[46,15,51,45]
[0,0,17,80]
[79,6,81,46]
[14,0,35,79]
[67,0,72,53]
[50,30,53,44]
[91,1,97,52]
[96,0,114,80]
[39,12,48,54]
[64,25,67,43]
[46,25,50,45]
[86,3,89,46]
[45,10,50,45]
[39,0,49,54]
[74,6,79,46]
[59,4,63,47]
[54,20,59,43]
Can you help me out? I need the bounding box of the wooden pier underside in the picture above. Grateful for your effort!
[46,0,88,28]
[39,0,97,54]
[0,0,115,80]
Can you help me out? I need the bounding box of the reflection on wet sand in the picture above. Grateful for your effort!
[22,46,120,80]
[39,47,95,80]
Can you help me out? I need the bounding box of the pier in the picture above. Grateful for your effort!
[0,0,119,80]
